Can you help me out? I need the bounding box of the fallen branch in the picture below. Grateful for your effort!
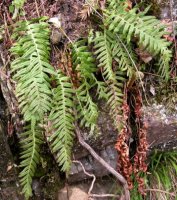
[75,124,130,200]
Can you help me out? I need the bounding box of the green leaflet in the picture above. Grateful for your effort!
[107,0,127,11]
[12,0,26,8]
[49,70,75,173]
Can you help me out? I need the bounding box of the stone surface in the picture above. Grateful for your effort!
[58,178,120,200]
[69,102,177,183]
[143,104,177,152]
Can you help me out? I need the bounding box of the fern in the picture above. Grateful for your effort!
[49,70,75,173]
[72,39,99,133]
[11,21,55,121]
[10,20,54,199]
[94,29,125,130]
[19,118,43,199]
[105,5,172,80]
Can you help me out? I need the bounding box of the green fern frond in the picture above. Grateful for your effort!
[94,30,116,81]
[76,82,98,132]
[106,71,125,130]
[105,5,172,80]
[11,21,55,121]
[10,20,55,199]
[49,70,75,173]
[19,118,43,199]
[94,29,125,130]
[72,39,99,133]
[72,39,97,83]
[112,35,136,76]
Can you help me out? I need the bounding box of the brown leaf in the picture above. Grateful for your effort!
[135,48,153,63]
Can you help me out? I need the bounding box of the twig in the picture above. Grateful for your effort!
[145,188,176,197]
[34,0,40,18]
[90,194,120,198]
[75,123,130,200]
[73,160,120,199]
[72,160,96,194]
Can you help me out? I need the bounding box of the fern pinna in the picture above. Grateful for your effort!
[11,20,54,199]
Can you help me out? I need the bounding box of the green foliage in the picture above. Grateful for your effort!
[19,118,43,199]
[107,0,126,10]
[49,70,75,173]
[130,151,177,200]
[72,39,99,132]
[11,21,54,121]
[94,29,126,129]
[11,0,26,19]
[10,20,54,199]
[12,0,26,8]
[149,151,177,187]
[105,3,172,80]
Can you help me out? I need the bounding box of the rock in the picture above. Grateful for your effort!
[69,101,177,183]
[58,178,120,200]
[142,104,177,152]
[58,186,88,200]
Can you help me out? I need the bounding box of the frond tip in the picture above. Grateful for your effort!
[19,119,43,199]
